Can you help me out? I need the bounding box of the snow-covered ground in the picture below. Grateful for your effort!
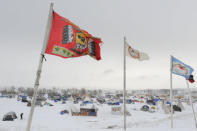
[0,98,197,131]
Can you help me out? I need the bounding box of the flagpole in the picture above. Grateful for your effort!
[26,3,54,131]
[186,80,197,128]
[170,55,173,128]
[123,37,126,131]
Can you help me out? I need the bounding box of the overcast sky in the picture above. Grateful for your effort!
[0,0,197,90]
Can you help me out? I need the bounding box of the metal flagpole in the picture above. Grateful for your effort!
[123,37,126,131]
[26,3,54,131]
[186,80,197,128]
[170,55,173,128]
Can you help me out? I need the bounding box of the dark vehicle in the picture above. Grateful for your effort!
[22,99,28,102]
[146,100,156,105]
[141,105,149,111]
[27,101,31,106]
[3,115,13,121]
[97,98,105,104]
[173,105,182,112]
[74,101,78,104]
[60,110,69,115]
[2,112,17,121]
[21,96,28,102]
[62,101,66,104]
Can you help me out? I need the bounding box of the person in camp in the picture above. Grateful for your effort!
[20,113,23,120]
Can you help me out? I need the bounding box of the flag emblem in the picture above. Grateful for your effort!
[128,46,140,59]
[75,32,88,50]
[125,41,149,61]
[172,63,189,76]
[62,25,74,44]
[52,45,75,57]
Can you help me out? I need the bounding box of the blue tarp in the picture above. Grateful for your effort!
[89,112,96,116]
[166,101,171,104]
[108,102,120,105]
[154,99,159,103]
[83,101,93,104]
[22,96,27,99]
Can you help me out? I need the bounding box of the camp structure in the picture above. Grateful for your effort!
[60,109,69,115]
[111,106,121,115]
[71,104,97,116]
[21,96,28,102]
[177,99,184,110]
[141,105,150,112]
[96,97,105,104]
[111,106,131,116]
[71,108,97,116]
[43,101,53,106]
[82,96,93,105]
[107,99,120,105]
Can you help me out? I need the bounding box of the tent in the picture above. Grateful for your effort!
[82,96,92,104]
[83,101,93,104]
[43,101,53,106]
[177,100,184,110]
[154,98,159,103]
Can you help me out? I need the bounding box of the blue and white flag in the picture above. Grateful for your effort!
[171,56,194,79]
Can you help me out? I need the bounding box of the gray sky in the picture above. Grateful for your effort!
[0,0,197,90]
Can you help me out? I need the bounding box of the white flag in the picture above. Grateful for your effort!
[125,42,149,61]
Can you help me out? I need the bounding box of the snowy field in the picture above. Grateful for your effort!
[1,98,197,131]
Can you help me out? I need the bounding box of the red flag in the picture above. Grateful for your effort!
[45,11,102,60]
[187,75,195,83]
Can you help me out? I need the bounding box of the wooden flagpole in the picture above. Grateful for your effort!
[170,55,173,128]
[26,3,54,131]
[123,37,127,131]
[186,80,197,128]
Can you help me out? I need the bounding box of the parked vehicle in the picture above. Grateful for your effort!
[2,112,17,121]
[141,105,149,112]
